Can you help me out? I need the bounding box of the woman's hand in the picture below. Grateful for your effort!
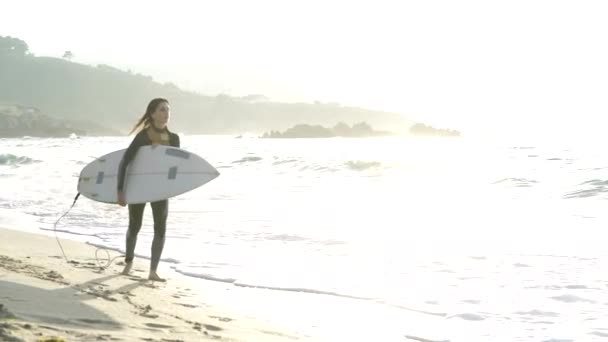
[117,191,127,207]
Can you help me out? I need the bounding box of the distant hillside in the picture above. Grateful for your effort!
[409,123,461,137]
[0,36,413,135]
[261,122,394,138]
[0,103,120,137]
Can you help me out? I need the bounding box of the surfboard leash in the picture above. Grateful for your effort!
[53,192,125,271]
[53,192,80,264]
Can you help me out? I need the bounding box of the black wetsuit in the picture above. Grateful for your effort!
[117,127,180,270]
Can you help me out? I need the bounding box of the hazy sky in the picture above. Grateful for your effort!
[3,0,608,138]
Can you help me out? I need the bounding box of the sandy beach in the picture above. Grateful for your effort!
[0,226,305,342]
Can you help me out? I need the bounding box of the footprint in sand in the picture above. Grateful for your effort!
[76,318,118,326]
[203,324,222,331]
[145,323,174,329]
[124,296,158,319]
[0,256,69,285]
[209,316,233,322]
[76,287,118,302]
[203,331,223,340]
[191,322,222,333]
[90,282,109,288]
[93,334,122,341]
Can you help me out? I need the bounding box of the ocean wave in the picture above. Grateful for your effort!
[272,158,298,165]
[232,156,263,163]
[171,267,372,300]
[262,234,308,242]
[345,160,382,171]
[563,284,590,289]
[549,294,595,303]
[405,335,449,342]
[563,189,605,199]
[233,282,372,300]
[297,164,339,172]
[580,179,608,186]
[171,268,237,283]
[312,165,338,172]
[0,153,40,166]
[244,232,345,245]
[515,310,559,317]
[563,180,608,199]
[275,235,344,246]
[492,177,538,187]
[447,313,486,321]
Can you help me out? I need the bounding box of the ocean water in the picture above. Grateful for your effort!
[1,134,608,341]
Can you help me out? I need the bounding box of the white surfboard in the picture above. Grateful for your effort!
[77,145,220,204]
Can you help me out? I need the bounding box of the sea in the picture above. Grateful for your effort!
[1,134,607,341]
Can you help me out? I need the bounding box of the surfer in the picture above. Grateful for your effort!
[117,98,180,281]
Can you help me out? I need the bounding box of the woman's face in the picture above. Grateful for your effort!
[151,101,170,128]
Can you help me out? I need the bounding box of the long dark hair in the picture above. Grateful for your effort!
[129,98,169,134]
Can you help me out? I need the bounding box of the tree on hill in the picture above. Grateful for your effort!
[333,122,351,136]
[409,123,460,137]
[62,51,74,60]
[241,94,269,102]
[0,36,29,57]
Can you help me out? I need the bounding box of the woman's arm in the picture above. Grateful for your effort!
[171,133,181,148]
[117,132,147,194]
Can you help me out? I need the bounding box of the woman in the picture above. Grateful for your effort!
[117,98,180,281]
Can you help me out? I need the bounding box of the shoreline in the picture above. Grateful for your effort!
[0,226,306,342]
[0,225,447,342]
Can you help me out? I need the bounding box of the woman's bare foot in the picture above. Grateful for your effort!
[148,271,166,282]
[121,262,133,275]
